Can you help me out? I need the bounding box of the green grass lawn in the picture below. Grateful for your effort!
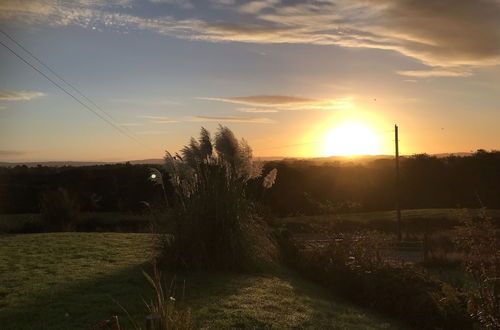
[0,233,403,329]
[0,212,152,233]
[3,208,498,234]
[273,208,500,232]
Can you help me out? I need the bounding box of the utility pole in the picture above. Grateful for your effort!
[395,124,402,242]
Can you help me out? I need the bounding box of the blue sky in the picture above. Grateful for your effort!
[1,0,500,161]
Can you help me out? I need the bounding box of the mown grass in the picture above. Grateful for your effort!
[0,233,403,329]
[0,233,153,329]
[182,269,404,329]
[0,212,152,233]
[273,208,500,233]
[3,208,499,234]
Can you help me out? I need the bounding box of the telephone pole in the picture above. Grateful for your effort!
[395,124,402,241]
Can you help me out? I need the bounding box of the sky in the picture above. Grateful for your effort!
[1,0,499,162]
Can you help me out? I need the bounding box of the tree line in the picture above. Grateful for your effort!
[1,150,499,216]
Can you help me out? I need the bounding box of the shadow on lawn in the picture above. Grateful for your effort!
[1,263,402,330]
[0,264,277,329]
[0,263,152,330]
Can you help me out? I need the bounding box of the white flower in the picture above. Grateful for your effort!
[262,168,277,189]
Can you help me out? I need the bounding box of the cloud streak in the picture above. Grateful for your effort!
[200,95,314,106]
[238,107,278,113]
[202,95,352,111]
[0,150,27,157]
[138,115,178,123]
[0,90,45,101]
[111,98,179,105]
[135,130,170,135]
[397,68,473,78]
[190,115,273,123]
[118,122,143,126]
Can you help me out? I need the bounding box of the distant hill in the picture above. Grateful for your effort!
[0,153,473,167]
[0,159,163,167]
[0,157,283,167]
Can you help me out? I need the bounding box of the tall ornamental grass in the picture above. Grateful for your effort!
[157,126,277,270]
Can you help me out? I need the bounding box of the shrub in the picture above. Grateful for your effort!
[279,230,471,329]
[40,187,80,231]
[455,208,500,329]
[156,126,278,270]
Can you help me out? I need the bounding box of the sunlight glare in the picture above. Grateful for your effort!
[323,122,381,156]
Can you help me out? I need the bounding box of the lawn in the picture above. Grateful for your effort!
[3,208,499,234]
[0,233,403,329]
[0,212,152,233]
[273,208,500,233]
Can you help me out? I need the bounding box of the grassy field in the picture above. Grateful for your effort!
[272,208,500,233]
[0,212,152,233]
[3,208,499,234]
[0,233,404,329]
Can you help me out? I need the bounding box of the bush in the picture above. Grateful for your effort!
[455,208,500,329]
[279,230,471,329]
[40,188,80,231]
[155,126,278,270]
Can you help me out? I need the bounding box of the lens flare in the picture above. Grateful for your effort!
[323,122,381,156]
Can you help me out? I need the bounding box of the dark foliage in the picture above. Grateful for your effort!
[2,150,500,218]
[455,209,500,329]
[0,163,168,214]
[278,232,472,330]
[40,187,80,231]
[258,150,500,216]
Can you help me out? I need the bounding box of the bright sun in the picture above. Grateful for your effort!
[323,122,381,156]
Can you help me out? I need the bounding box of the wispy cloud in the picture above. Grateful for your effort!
[397,68,473,78]
[238,107,278,113]
[190,115,273,123]
[200,95,314,106]
[201,95,352,111]
[0,90,45,101]
[135,130,170,135]
[119,122,143,127]
[111,98,179,106]
[0,150,27,157]
[211,0,235,5]
[151,119,178,123]
[138,115,178,123]
[149,0,193,9]
[3,0,500,74]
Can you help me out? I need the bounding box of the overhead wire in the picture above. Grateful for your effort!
[0,29,143,142]
[0,29,120,124]
[0,29,401,155]
[0,36,152,150]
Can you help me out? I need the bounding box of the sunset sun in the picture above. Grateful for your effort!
[323,122,381,156]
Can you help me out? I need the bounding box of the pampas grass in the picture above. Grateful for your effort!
[158,126,277,270]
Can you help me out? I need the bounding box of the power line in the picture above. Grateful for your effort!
[0,29,139,139]
[0,38,152,150]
